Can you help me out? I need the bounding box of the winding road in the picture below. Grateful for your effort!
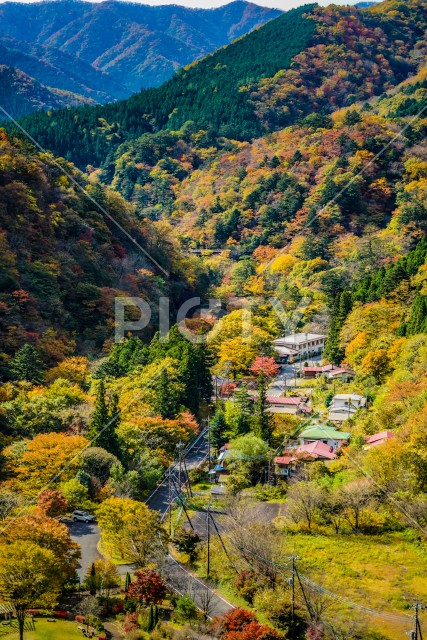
[69,429,234,618]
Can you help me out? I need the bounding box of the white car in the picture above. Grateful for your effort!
[72,510,95,523]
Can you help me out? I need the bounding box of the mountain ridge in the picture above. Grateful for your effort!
[0,0,281,98]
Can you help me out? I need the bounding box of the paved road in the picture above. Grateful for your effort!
[68,430,234,617]
[268,357,322,396]
[146,429,209,515]
[145,430,234,617]
[67,520,101,580]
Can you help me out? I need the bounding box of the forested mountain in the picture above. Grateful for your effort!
[0,0,280,99]
[0,64,96,119]
[0,38,125,103]
[14,0,427,171]
[0,128,207,374]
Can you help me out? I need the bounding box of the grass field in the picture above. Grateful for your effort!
[277,531,427,637]
[0,619,94,639]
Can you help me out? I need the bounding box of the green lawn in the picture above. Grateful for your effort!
[281,531,427,637]
[0,619,91,639]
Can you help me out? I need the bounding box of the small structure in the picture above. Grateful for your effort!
[274,455,296,477]
[295,423,350,450]
[364,430,395,449]
[326,367,355,382]
[328,393,367,423]
[273,333,326,361]
[303,364,335,378]
[266,396,313,416]
[303,364,355,382]
[209,444,232,484]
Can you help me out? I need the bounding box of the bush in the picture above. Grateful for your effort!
[173,527,201,562]
[233,571,258,604]
[172,595,198,623]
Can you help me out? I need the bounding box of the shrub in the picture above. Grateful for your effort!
[173,595,198,623]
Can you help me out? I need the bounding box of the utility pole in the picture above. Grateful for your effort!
[413,601,424,640]
[176,441,184,490]
[291,554,296,624]
[290,554,300,628]
[206,502,211,578]
[168,472,172,536]
[207,415,211,472]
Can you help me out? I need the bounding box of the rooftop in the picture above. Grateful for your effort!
[274,456,294,465]
[274,333,327,345]
[298,423,351,441]
[333,393,366,401]
[267,396,304,405]
[296,441,337,460]
[365,431,395,444]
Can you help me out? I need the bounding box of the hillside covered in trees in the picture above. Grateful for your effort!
[0,129,208,378]
[12,0,427,170]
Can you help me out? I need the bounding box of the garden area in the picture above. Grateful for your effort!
[0,619,97,640]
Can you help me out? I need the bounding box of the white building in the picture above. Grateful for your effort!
[273,333,326,359]
[328,393,367,423]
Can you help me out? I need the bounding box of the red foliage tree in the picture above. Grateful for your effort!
[227,622,283,639]
[36,489,68,518]
[250,357,279,378]
[214,609,283,640]
[126,569,166,606]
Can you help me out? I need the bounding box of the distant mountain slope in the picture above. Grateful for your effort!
[14,0,427,171]
[0,0,281,95]
[0,38,126,102]
[0,65,95,119]
[14,4,316,167]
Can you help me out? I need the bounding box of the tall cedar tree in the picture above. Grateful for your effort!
[210,410,228,452]
[234,385,254,435]
[253,374,274,442]
[9,344,44,384]
[88,381,121,456]
[407,294,427,336]
[152,368,182,419]
[323,291,352,365]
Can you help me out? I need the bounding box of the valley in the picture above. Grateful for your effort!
[0,0,427,638]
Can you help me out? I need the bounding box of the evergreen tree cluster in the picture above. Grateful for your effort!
[352,237,427,305]
[149,326,213,418]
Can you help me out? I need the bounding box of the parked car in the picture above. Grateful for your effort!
[71,510,95,522]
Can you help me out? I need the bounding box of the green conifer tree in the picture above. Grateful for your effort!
[407,294,427,336]
[210,410,228,452]
[88,381,121,456]
[9,344,44,384]
[152,369,182,419]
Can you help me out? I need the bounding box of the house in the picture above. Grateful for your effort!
[266,396,313,416]
[294,423,351,450]
[326,367,355,382]
[303,364,335,378]
[295,441,337,461]
[273,344,299,364]
[274,455,296,477]
[303,364,355,382]
[273,333,326,360]
[274,441,337,477]
[208,445,232,483]
[328,393,367,423]
[364,430,395,449]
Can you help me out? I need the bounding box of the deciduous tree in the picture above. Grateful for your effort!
[0,541,61,640]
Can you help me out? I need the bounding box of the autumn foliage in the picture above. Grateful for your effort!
[127,569,166,606]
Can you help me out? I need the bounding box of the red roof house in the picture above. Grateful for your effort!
[295,441,337,460]
[364,431,395,449]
